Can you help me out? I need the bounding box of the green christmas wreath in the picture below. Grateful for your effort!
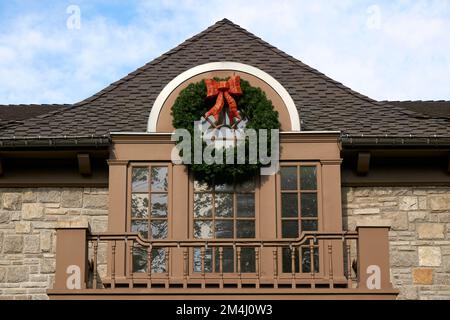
[171,77,280,184]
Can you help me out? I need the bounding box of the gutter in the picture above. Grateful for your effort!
[0,135,111,149]
[0,133,449,149]
[341,135,450,148]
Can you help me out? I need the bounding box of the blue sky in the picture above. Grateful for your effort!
[0,0,449,104]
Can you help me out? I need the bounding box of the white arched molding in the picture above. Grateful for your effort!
[147,62,300,132]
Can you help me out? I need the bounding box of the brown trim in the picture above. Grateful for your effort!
[47,288,399,300]
[107,160,129,166]
[356,152,370,175]
[77,153,92,175]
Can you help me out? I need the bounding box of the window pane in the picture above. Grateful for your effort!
[300,166,317,190]
[215,220,233,238]
[236,220,255,238]
[215,193,233,217]
[151,167,168,191]
[132,246,148,273]
[151,248,167,273]
[236,194,255,217]
[301,193,317,217]
[301,219,318,231]
[132,167,149,192]
[215,182,233,192]
[282,247,299,273]
[151,194,168,217]
[281,166,297,190]
[151,220,168,239]
[194,220,213,239]
[194,193,213,218]
[281,193,298,218]
[282,220,298,238]
[193,248,213,273]
[194,180,211,191]
[214,247,234,273]
[131,220,148,239]
[301,247,319,273]
[236,180,255,192]
[131,194,149,218]
[241,248,255,273]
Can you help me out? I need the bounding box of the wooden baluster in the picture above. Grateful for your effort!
[147,245,152,288]
[127,238,134,288]
[219,247,224,289]
[183,248,188,289]
[346,241,352,288]
[309,238,315,289]
[290,245,296,288]
[237,247,242,289]
[201,247,205,289]
[328,244,334,288]
[93,237,98,289]
[165,247,170,288]
[273,248,278,289]
[111,241,116,289]
[255,247,260,289]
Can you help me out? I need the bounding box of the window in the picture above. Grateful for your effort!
[192,179,256,273]
[130,165,169,273]
[280,164,319,273]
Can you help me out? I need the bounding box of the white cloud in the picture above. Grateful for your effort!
[0,7,160,104]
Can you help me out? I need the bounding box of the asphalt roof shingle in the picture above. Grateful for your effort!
[1,19,449,138]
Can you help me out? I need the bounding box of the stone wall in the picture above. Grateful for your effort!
[342,187,450,300]
[0,188,108,300]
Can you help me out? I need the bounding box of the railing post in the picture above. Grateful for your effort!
[219,247,224,289]
[183,248,188,289]
[237,247,242,289]
[53,223,89,290]
[356,226,393,290]
[93,237,99,289]
[273,248,278,289]
[147,246,152,288]
[309,238,315,289]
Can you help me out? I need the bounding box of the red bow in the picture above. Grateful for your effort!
[204,76,242,123]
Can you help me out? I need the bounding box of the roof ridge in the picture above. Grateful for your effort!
[72,18,430,124]
[74,19,229,107]
[383,100,450,103]
[221,20,450,122]
[0,104,71,107]
[219,19,386,107]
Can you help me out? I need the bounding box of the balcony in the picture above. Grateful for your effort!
[47,226,398,299]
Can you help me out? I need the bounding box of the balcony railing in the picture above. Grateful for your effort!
[49,226,398,299]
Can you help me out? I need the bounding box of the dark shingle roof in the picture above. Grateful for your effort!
[1,19,449,138]
[0,104,69,121]
[386,101,450,119]
[0,104,70,132]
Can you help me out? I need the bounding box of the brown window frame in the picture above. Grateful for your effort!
[276,162,324,276]
[127,162,173,239]
[188,175,261,276]
[127,162,173,276]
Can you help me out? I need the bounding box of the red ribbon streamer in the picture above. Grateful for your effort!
[204,75,242,123]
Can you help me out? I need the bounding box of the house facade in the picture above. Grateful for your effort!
[0,19,449,300]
